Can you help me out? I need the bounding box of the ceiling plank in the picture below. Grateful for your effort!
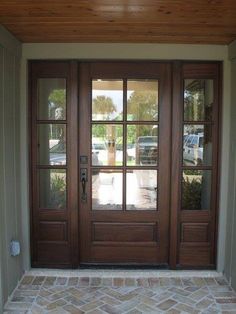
[0,0,235,44]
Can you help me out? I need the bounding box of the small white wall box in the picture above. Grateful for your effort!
[10,240,20,256]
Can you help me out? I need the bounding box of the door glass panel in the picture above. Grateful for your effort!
[92,170,122,210]
[183,125,212,166]
[92,80,123,121]
[39,169,66,209]
[184,79,213,121]
[38,124,66,165]
[38,79,66,120]
[182,170,211,210]
[127,125,158,166]
[126,170,157,210]
[92,124,123,166]
[127,80,158,121]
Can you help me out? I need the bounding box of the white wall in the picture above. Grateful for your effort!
[21,43,230,274]
[0,26,22,311]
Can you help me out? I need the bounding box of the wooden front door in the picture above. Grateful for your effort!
[29,61,221,269]
[79,62,171,265]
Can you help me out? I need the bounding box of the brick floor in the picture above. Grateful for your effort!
[4,272,236,313]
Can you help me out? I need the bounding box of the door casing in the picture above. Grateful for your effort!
[29,60,221,269]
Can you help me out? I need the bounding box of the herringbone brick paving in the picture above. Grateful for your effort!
[4,274,236,313]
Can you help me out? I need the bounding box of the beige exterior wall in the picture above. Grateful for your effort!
[0,26,23,312]
[224,41,236,290]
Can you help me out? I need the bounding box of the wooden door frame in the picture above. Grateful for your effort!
[29,60,221,269]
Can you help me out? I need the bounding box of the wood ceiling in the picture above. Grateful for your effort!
[0,0,236,44]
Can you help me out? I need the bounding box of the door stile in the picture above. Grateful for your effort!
[169,61,183,268]
[68,61,79,267]
[78,63,92,262]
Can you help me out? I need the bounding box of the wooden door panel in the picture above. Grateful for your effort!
[29,61,78,268]
[172,62,221,268]
[92,222,158,243]
[79,62,171,265]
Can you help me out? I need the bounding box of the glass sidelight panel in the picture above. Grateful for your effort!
[183,125,212,166]
[127,80,158,121]
[92,124,123,166]
[126,170,157,210]
[38,79,66,120]
[38,124,66,165]
[127,125,158,166]
[184,79,213,121]
[92,80,123,121]
[39,169,67,209]
[92,170,122,210]
[182,170,212,210]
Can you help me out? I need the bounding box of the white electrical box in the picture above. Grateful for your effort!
[10,240,20,256]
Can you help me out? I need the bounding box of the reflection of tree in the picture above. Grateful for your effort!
[182,177,202,210]
[127,91,158,120]
[50,174,66,209]
[92,95,116,120]
[184,80,204,121]
[49,89,66,119]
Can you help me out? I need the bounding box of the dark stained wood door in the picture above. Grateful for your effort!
[79,62,172,265]
[29,61,221,269]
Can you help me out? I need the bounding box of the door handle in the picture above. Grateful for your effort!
[80,168,87,202]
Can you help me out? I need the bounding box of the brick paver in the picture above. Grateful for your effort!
[4,274,236,313]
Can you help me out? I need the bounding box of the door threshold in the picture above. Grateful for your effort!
[79,263,169,270]
[27,268,222,278]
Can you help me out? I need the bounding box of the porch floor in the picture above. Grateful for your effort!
[4,270,236,313]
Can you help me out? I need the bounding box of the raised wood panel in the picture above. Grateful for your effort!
[92,223,157,243]
[36,242,71,265]
[181,223,209,243]
[38,221,67,242]
[0,1,236,43]
[179,246,211,266]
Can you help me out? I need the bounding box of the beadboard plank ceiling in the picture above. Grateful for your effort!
[0,0,236,44]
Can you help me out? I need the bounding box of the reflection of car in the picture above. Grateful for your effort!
[50,141,66,165]
[183,133,203,165]
[136,136,157,165]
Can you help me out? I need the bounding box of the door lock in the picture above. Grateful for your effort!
[80,168,88,202]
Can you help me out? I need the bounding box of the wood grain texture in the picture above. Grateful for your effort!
[92,222,157,242]
[181,223,209,243]
[0,1,236,44]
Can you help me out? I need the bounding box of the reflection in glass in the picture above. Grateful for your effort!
[127,80,158,121]
[38,79,66,120]
[127,125,158,166]
[38,124,66,165]
[184,79,213,121]
[39,169,66,209]
[183,125,212,166]
[92,124,123,166]
[92,80,123,121]
[182,170,211,210]
[126,170,157,210]
[92,170,122,210]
